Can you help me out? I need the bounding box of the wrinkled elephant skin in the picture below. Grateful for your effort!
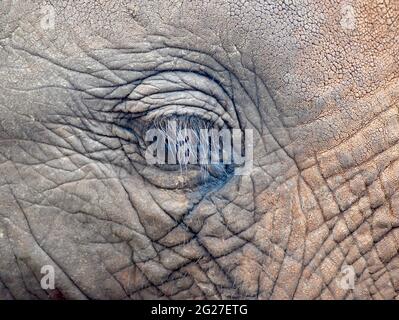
[0,0,398,299]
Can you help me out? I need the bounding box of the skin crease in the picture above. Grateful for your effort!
[0,0,398,300]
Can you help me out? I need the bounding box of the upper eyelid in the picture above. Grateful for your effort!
[117,91,226,119]
[109,71,239,127]
[76,49,245,132]
[140,106,229,130]
[100,71,234,106]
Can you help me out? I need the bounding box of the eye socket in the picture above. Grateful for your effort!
[100,69,244,190]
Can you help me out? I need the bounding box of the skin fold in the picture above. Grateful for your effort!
[0,0,398,299]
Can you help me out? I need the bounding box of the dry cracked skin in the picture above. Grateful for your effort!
[0,0,398,300]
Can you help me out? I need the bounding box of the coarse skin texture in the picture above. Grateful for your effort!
[0,0,398,300]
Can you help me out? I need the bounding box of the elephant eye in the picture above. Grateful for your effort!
[115,113,237,188]
[143,114,235,178]
[86,69,251,189]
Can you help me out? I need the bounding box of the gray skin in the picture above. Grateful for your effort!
[0,0,398,300]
